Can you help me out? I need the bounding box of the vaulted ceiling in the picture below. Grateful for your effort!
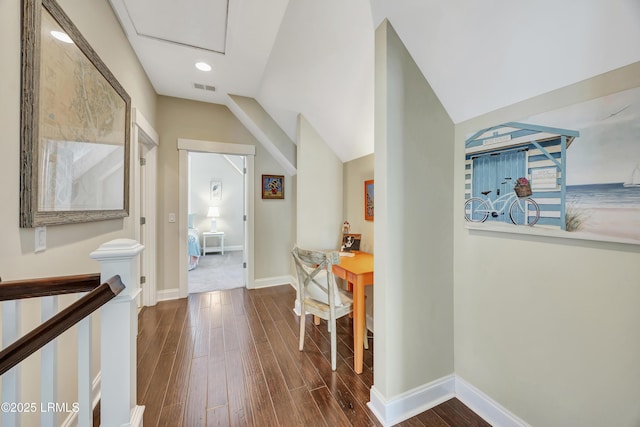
[108,0,640,163]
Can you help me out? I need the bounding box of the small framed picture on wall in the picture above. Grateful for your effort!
[364,179,374,221]
[262,175,284,199]
[210,180,222,200]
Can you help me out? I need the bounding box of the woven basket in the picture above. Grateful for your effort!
[514,184,532,198]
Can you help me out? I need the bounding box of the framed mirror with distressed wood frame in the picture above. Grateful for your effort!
[20,0,131,227]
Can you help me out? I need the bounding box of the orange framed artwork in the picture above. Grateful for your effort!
[364,179,374,221]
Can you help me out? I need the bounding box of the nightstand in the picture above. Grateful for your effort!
[202,231,225,255]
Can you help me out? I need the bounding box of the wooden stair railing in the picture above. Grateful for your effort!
[0,274,125,376]
[0,273,102,301]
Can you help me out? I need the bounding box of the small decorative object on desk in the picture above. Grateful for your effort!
[342,221,350,234]
[514,177,532,198]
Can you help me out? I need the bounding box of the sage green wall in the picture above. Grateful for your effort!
[0,0,156,423]
[343,154,375,324]
[373,20,455,398]
[454,62,640,426]
[343,154,374,253]
[296,115,344,250]
[156,96,295,290]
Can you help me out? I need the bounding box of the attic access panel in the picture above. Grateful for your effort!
[123,0,229,53]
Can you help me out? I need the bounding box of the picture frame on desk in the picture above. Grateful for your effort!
[342,233,361,252]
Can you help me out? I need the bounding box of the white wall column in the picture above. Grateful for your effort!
[90,239,145,427]
[370,20,455,425]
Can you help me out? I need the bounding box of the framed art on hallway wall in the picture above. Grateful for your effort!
[364,179,374,221]
[262,175,284,199]
[20,0,131,227]
[463,85,640,245]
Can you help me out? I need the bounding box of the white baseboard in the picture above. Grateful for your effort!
[157,288,180,301]
[131,405,145,427]
[368,375,455,426]
[61,373,101,427]
[251,275,294,289]
[160,277,292,298]
[455,376,530,427]
[368,374,530,427]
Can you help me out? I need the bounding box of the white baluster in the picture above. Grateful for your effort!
[2,300,21,427]
[76,294,92,427]
[90,239,145,427]
[40,296,57,427]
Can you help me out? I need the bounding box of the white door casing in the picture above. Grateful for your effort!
[133,108,159,307]
[177,138,256,298]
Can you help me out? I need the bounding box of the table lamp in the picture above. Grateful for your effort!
[207,206,220,232]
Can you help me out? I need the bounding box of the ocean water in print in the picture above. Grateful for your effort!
[566,183,640,208]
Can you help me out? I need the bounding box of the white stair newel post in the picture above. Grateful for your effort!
[90,239,145,427]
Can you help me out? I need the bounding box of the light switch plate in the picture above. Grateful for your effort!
[35,226,46,252]
[168,213,176,223]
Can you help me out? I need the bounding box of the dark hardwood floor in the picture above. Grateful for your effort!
[136,284,490,426]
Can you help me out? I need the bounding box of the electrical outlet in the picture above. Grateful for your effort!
[168,213,176,223]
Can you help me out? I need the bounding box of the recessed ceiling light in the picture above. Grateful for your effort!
[195,62,212,72]
[51,30,73,44]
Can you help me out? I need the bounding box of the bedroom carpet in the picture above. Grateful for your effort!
[188,250,244,293]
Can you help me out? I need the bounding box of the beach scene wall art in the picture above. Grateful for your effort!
[464,86,640,245]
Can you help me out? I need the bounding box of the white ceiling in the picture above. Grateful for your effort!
[108,0,640,163]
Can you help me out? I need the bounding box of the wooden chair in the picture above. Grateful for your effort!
[292,246,353,371]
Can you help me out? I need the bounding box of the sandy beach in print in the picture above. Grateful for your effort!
[565,183,640,243]
[568,206,640,243]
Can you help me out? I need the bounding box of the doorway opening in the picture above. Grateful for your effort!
[187,152,245,293]
[177,139,255,298]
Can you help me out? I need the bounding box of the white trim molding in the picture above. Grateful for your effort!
[177,140,256,297]
[368,375,455,426]
[252,275,295,289]
[157,288,181,302]
[132,108,159,145]
[368,375,530,427]
[158,276,293,301]
[177,138,256,155]
[455,376,530,427]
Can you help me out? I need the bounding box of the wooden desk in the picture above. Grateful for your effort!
[332,251,373,374]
